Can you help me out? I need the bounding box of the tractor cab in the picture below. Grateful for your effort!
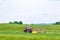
[24,26,32,33]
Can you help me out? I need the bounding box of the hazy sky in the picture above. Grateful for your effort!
[0,0,60,24]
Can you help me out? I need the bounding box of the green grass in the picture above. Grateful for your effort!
[0,33,60,40]
[0,23,60,40]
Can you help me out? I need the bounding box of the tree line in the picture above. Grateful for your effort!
[9,21,23,24]
[54,21,60,25]
[9,21,60,25]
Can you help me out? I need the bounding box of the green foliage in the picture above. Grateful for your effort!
[18,21,23,24]
[54,21,60,25]
[9,21,23,24]
[9,22,13,24]
[56,22,60,24]
[14,21,19,24]
[31,23,34,25]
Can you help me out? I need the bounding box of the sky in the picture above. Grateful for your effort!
[0,0,60,24]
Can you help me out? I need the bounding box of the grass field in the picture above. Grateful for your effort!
[0,23,60,40]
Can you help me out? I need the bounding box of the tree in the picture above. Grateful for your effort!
[56,21,60,25]
[14,21,18,24]
[18,21,23,24]
[9,22,13,24]
[53,21,60,25]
